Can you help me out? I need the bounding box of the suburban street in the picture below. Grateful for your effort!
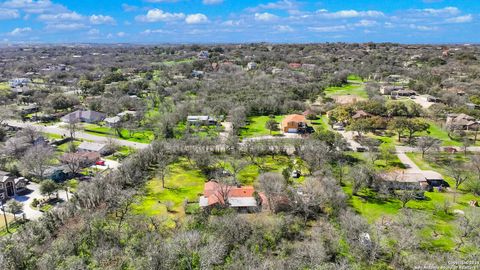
[6,120,149,150]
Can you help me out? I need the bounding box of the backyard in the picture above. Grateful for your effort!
[240,115,285,137]
[344,152,479,252]
[83,124,154,144]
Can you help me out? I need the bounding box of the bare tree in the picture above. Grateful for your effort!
[67,119,79,140]
[258,172,286,212]
[395,188,418,208]
[20,145,55,180]
[447,161,469,202]
[213,178,234,207]
[416,136,441,159]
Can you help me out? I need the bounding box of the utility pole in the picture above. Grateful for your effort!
[0,201,9,233]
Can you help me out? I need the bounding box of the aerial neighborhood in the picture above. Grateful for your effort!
[0,33,480,270]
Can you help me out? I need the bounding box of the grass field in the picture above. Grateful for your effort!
[308,115,330,131]
[345,153,479,252]
[0,82,10,91]
[83,124,154,144]
[133,159,206,217]
[240,115,285,137]
[324,81,368,99]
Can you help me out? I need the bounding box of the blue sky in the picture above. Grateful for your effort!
[0,0,478,44]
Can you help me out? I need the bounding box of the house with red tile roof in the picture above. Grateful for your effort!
[281,114,307,133]
[199,181,267,212]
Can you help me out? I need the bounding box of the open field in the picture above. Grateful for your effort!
[324,83,368,99]
[83,124,154,144]
[133,159,205,217]
[240,115,285,137]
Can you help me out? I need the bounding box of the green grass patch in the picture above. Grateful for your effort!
[133,159,206,217]
[324,83,368,99]
[83,124,153,144]
[240,115,285,138]
[0,82,10,92]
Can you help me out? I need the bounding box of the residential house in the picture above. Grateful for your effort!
[379,170,446,190]
[187,115,217,126]
[380,85,404,95]
[281,114,307,133]
[61,152,100,168]
[77,142,108,155]
[352,110,372,120]
[288,63,302,69]
[247,62,257,70]
[199,181,267,212]
[197,50,209,60]
[0,171,27,200]
[61,110,106,123]
[191,70,204,79]
[9,78,30,88]
[394,89,417,97]
[446,113,479,130]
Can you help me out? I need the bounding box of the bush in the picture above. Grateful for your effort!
[31,198,39,208]
[466,179,480,196]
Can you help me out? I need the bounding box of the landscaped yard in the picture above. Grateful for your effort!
[133,159,206,218]
[83,124,154,143]
[345,153,480,252]
[324,83,368,99]
[240,115,285,137]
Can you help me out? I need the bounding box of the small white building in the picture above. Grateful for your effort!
[78,142,107,154]
[247,62,257,70]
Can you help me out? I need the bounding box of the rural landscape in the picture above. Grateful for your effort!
[0,1,480,270]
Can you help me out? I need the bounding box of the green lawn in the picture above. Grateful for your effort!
[176,122,222,139]
[235,156,306,185]
[423,121,462,146]
[0,82,10,91]
[133,159,206,217]
[240,115,285,137]
[309,115,330,131]
[83,124,154,144]
[345,153,480,252]
[106,146,135,161]
[324,84,368,99]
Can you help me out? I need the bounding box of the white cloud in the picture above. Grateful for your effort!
[223,19,243,26]
[136,9,185,22]
[274,25,293,32]
[38,12,83,22]
[308,25,347,32]
[121,3,137,12]
[355,20,377,27]
[141,29,172,35]
[45,23,86,31]
[117,32,126,37]
[202,0,223,4]
[185,13,208,24]
[2,0,67,14]
[9,27,31,36]
[445,14,472,23]
[0,8,19,20]
[254,12,278,21]
[317,9,384,19]
[421,6,460,16]
[247,0,298,12]
[90,14,116,25]
[409,24,438,31]
[87,28,99,35]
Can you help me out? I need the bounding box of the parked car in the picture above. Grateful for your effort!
[333,123,345,130]
[291,170,301,178]
[95,160,106,166]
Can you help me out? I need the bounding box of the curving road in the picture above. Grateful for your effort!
[6,120,149,150]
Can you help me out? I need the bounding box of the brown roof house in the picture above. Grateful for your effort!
[199,181,267,212]
[352,110,372,120]
[446,113,479,131]
[0,171,27,201]
[281,114,307,133]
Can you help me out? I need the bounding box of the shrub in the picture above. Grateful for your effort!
[31,198,39,208]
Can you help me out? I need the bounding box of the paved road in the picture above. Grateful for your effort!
[6,120,149,150]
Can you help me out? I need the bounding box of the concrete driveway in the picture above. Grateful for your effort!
[13,182,71,220]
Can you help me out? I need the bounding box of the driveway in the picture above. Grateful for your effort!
[13,182,72,220]
[395,146,421,173]
[6,120,149,150]
[93,159,120,170]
